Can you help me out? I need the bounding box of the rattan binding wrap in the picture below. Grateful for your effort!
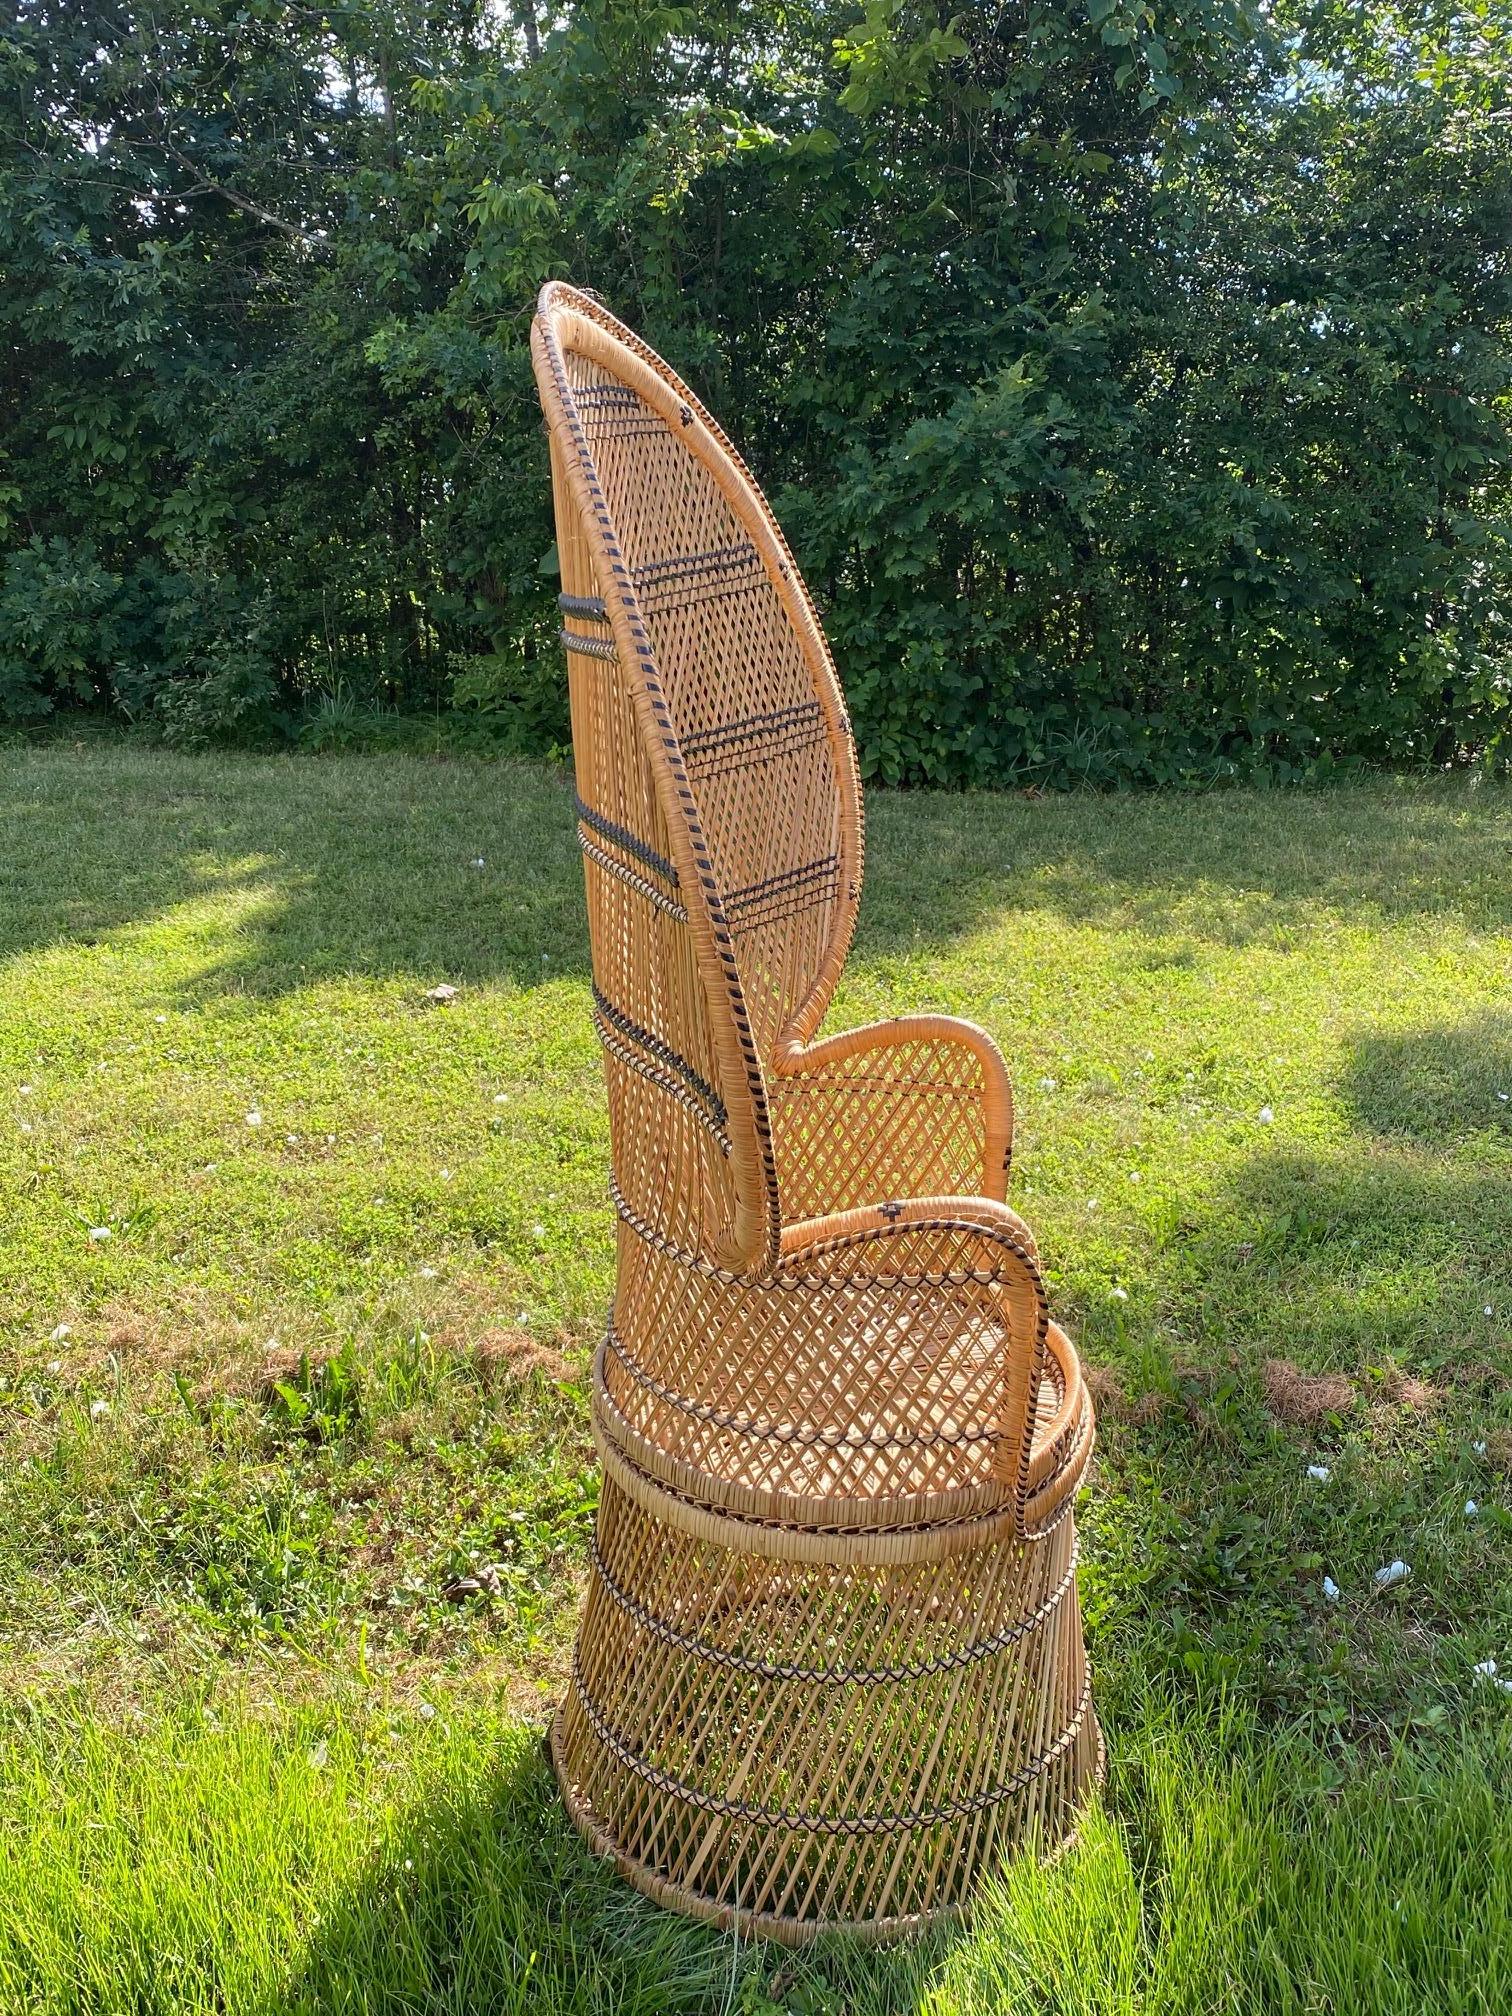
[531,282,1100,1944]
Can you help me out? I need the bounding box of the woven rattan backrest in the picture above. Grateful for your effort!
[532,283,864,1271]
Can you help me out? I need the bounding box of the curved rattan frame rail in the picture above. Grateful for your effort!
[531,280,1100,1944]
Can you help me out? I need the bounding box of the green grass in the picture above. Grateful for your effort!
[2,745,1511,2013]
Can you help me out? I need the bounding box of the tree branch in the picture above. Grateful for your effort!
[152,139,320,248]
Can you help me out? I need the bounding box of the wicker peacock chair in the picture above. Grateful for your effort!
[531,282,1101,1946]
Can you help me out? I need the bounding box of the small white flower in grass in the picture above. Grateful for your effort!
[1466,1500,1479,1518]
[285,1133,299,1146]
[1039,1076,1057,1092]
[90,1398,110,1418]
[1322,1576,1340,1602]
[1307,1464,1331,1482]
[19,1121,32,1135]
[1109,1286,1128,1302]
[47,1359,63,1375]
[418,1701,436,1721]
[515,1310,529,1325]
[532,1224,546,1242]
[246,1109,262,1128]
[418,1266,437,1280]
[1258,1106,1274,1124]
[1474,1440,1488,1455]
[1374,1560,1411,1590]
[264,1338,280,1353]
[18,1084,32,1096]
[50,1324,70,1342]
[1128,1170,1141,1183]
[439,1168,452,1182]
[154,1014,167,1025]
[493,1093,509,1105]
[88,1225,111,1243]
[1086,1198,1099,1213]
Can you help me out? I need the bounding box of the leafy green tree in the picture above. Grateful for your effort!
[1,0,1507,780]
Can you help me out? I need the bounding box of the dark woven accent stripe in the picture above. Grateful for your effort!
[681,700,821,762]
[570,1653,1093,1834]
[573,795,677,887]
[592,984,727,1133]
[636,541,754,588]
[596,1019,731,1155]
[634,543,762,606]
[572,383,642,413]
[559,626,617,662]
[723,854,840,919]
[577,833,688,922]
[582,416,668,441]
[727,882,841,938]
[589,1526,1076,1685]
[646,580,769,623]
[559,592,607,622]
[684,722,829,786]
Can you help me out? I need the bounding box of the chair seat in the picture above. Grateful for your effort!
[595,1317,1092,1536]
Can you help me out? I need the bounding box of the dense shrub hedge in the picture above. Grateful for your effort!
[2,2,1509,784]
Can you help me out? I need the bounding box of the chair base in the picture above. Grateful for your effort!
[550,1457,1102,1946]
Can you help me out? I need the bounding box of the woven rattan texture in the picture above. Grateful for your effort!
[531,281,1099,1943]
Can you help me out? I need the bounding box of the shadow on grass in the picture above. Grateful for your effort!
[1339,1013,1512,1144]
[0,748,591,997]
[3,750,1509,1004]
[271,1710,1512,2016]
[1059,1125,1512,1740]
[856,779,1512,958]
[273,1732,847,2016]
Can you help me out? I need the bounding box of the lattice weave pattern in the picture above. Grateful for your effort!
[531,282,1100,1945]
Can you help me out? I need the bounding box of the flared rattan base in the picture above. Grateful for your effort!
[550,1446,1101,1946]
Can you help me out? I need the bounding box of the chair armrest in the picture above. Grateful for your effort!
[770,1015,1014,1218]
[777,1195,1089,1538]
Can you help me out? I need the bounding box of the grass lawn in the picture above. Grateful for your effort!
[2,744,1512,2014]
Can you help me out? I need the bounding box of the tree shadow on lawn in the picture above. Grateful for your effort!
[1056,1092,1512,1749]
[857,778,1512,960]
[0,748,592,998]
[1338,1011,1512,1145]
[3,752,1508,1005]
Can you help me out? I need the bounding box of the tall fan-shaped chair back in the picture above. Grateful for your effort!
[532,282,863,1273]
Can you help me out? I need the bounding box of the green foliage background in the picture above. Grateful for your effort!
[3,0,1510,784]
